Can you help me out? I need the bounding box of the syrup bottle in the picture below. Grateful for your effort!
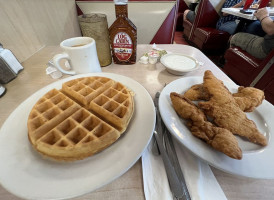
[109,0,137,64]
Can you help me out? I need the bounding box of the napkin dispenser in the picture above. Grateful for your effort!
[0,84,6,97]
[0,44,23,84]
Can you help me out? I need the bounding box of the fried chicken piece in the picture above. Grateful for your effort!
[184,84,210,101]
[198,70,267,146]
[233,86,265,112]
[184,84,264,112]
[170,92,242,159]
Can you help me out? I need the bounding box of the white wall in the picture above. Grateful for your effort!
[0,0,81,62]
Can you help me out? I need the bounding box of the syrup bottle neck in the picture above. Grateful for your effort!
[115,4,128,18]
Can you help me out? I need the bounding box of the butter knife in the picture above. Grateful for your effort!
[163,126,191,200]
[154,92,190,200]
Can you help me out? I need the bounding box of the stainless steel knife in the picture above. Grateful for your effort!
[154,92,191,200]
[163,125,191,200]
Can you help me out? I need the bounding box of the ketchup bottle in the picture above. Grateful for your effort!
[109,0,137,64]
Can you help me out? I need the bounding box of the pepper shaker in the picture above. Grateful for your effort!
[0,43,23,84]
[0,84,6,97]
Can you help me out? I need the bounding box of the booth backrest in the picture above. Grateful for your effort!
[187,0,225,41]
[182,0,230,53]
[176,0,189,31]
[194,0,219,27]
[76,0,178,44]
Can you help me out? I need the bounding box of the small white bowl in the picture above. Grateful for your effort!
[160,53,199,75]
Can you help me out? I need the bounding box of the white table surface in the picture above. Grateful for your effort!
[222,7,274,20]
[1,44,274,200]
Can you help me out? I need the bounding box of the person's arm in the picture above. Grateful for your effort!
[222,0,246,16]
[255,8,274,35]
[232,0,246,8]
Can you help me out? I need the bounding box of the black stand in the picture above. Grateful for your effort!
[240,9,253,14]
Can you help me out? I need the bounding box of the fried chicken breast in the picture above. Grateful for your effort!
[170,92,242,159]
[198,71,267,146]
[184,84,264,112]
[233,86,265,112]
[183,84,210,101]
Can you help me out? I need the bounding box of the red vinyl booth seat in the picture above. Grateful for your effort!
[192,27,230,51]
[223,47,274,86]
[183,17,193,39]
[183,0,230,53]
[223,47,274,105]
[255,65,274,105]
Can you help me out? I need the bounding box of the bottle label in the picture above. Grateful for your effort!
[113,32,133,61]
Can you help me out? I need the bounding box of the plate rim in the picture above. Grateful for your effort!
[159,76,274,179]
[0,72,156,199]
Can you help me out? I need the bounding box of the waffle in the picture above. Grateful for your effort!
[27,77,134,161]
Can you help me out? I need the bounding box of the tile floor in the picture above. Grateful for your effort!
[173,31,188,45]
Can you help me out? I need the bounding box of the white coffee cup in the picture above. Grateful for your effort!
[53,37,101,75]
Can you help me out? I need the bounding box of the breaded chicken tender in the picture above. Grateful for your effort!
[183,84,210,101]
[233,86,265,112]
[184,84,264,112]
[198,71,267,146]
[170,92,242,159]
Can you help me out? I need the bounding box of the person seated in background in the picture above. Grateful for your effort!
[183,1,200,23]
[230,8,274,59]
[242,19,266,36]
[216,0,246,35]
[241,0,271,37]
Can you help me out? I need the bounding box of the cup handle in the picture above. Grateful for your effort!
[53,53,76,75]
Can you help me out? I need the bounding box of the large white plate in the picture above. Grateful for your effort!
[159,76,274,179]
[0,73,155,199]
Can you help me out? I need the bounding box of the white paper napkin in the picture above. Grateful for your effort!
[142,136,227,200]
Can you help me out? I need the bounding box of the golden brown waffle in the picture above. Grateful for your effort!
[62,77,115,108]
[27,77,134,161]
[62,77,134,133]
[89,82,134,133]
